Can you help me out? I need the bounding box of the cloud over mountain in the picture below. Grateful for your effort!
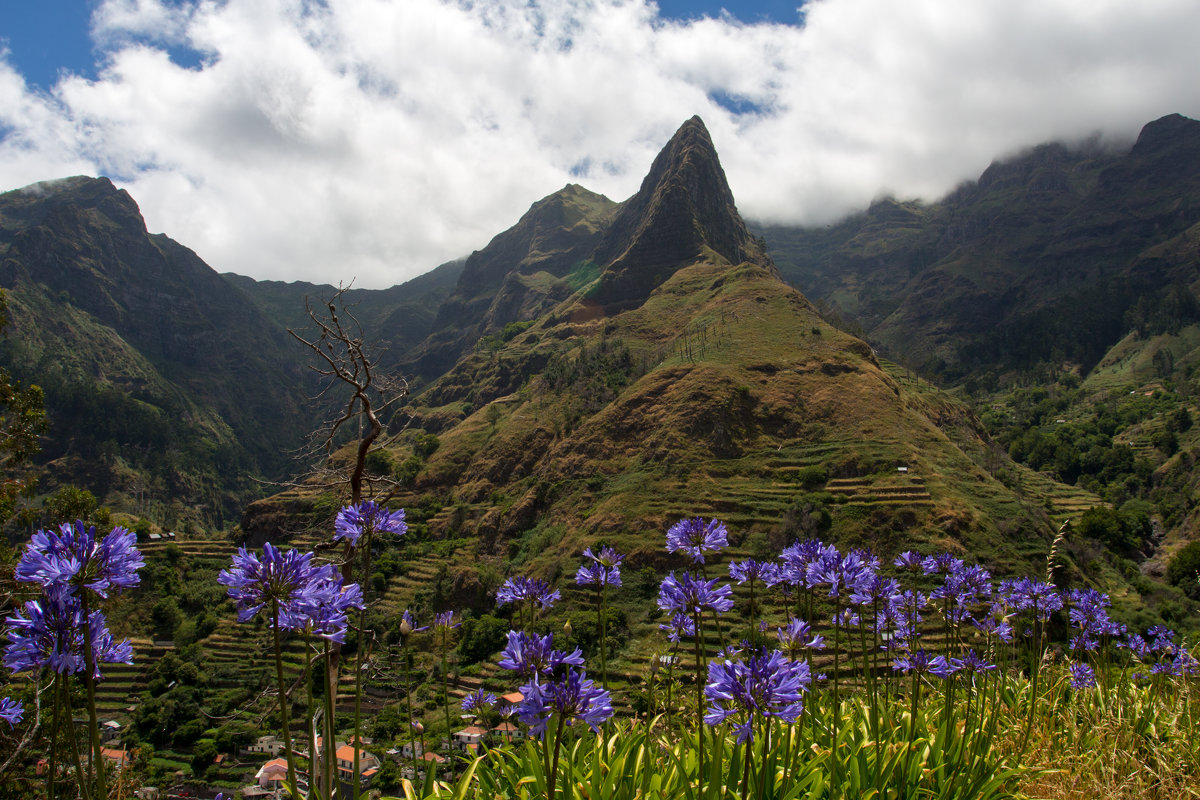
[1,0,1199,287]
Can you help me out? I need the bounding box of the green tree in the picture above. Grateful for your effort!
[1166,540,1200,597]
[191,740,219,775]
[457,614,510,665]
[42,485,98,524]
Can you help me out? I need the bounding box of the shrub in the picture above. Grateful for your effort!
[1166,540,1200,594]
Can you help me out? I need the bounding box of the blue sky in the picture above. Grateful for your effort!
[1,1,98,90]
[1,1,805,92]
[1,1,1198,287]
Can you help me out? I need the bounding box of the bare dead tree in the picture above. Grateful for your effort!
[287,285,409,506]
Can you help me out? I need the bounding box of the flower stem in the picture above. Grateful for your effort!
[548,712,567,798]
[404,646,419,787]
[79,593,107,800]
[60,674,92,800]
[325,643,337,799]
[272,600,299,795]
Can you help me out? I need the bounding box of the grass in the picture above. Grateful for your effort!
[388,664,1198,800]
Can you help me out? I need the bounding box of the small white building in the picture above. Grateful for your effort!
[246,735,284,756]
[452,726,487,752]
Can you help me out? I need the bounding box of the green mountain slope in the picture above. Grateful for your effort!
[0,177,316,527]
[247,118,1064,588]
[223,257,465,371]
[759,113,1200,381]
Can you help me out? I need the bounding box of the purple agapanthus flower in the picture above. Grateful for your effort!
[575,546,624,588]
[303,573,365,643]
[4,595,132,678]
[665,517,728,564]
[433,610,461,635]
[461,688,497,716]
[498,630,584,678]
[704,649,811,743]
[218,543,328,630]
[659,613,695,643]
[16,520,144,600]
[893,551,925,572]
[1001,577,1063,622]
[881,590,928,648]
[518,668,613,737]
[1069,662,1096,690]
[729,559,779,585]
[657,572,734,617]
[496,576,561,610]
[850,574,901,608]
[775,617,825,655]
[893,649,960,679]
[921,552,964,576]
[0,697,23,727]
[806,548,877,599]
[776,540,834,586]
[333,500,407,546]
[398,609,429,637]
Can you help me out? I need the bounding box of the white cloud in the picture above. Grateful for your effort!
[1,0,1198,287]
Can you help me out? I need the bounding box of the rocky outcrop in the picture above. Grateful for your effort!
[591,116,771,311]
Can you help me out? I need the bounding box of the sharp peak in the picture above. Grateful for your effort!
[587,116,769,310]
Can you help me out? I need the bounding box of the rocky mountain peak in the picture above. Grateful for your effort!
[591,116,769,311]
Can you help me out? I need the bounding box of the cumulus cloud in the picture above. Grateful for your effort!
[1,0,1198,287]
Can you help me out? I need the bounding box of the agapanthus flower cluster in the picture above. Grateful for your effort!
[333,500,407,546]
[657,572,734,617]
[893,649,960,679]
[5,521,143,680]
[398,609,429,637]
[806,547,877,599]
[0,697,21,727]
[728,558,779,585]
[922,552,965,576]
[880,590,927,649]
[704,649,811,743]
[849,573,901,609]
[893,551,926,572]
[957,649,997,680]
[1069,661,1097,690]
[659,613,696,643]
[4,596,133,677]
[220,543,331,627]
[999,577,1063,622]
[432,611,461,636]
[575,546,624,587]
[16,521,144,600]
[931,563,992,625]
[496,576,561,611]
[665,517,728,563]
[497,630,584,679]
[775,617,825,656]
[1065,588,1122,653]
[303,572,365,644]
[461,688,497,716]
[518,668,613,737]
[776,540,833,587]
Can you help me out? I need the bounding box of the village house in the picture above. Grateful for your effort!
[491,720,524,743]
[254,756,289,793]
[452,725,488,752]
[100,747,129,770]
[335,742,381,787]
[245,734,284,757]
[100,719,122,744]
